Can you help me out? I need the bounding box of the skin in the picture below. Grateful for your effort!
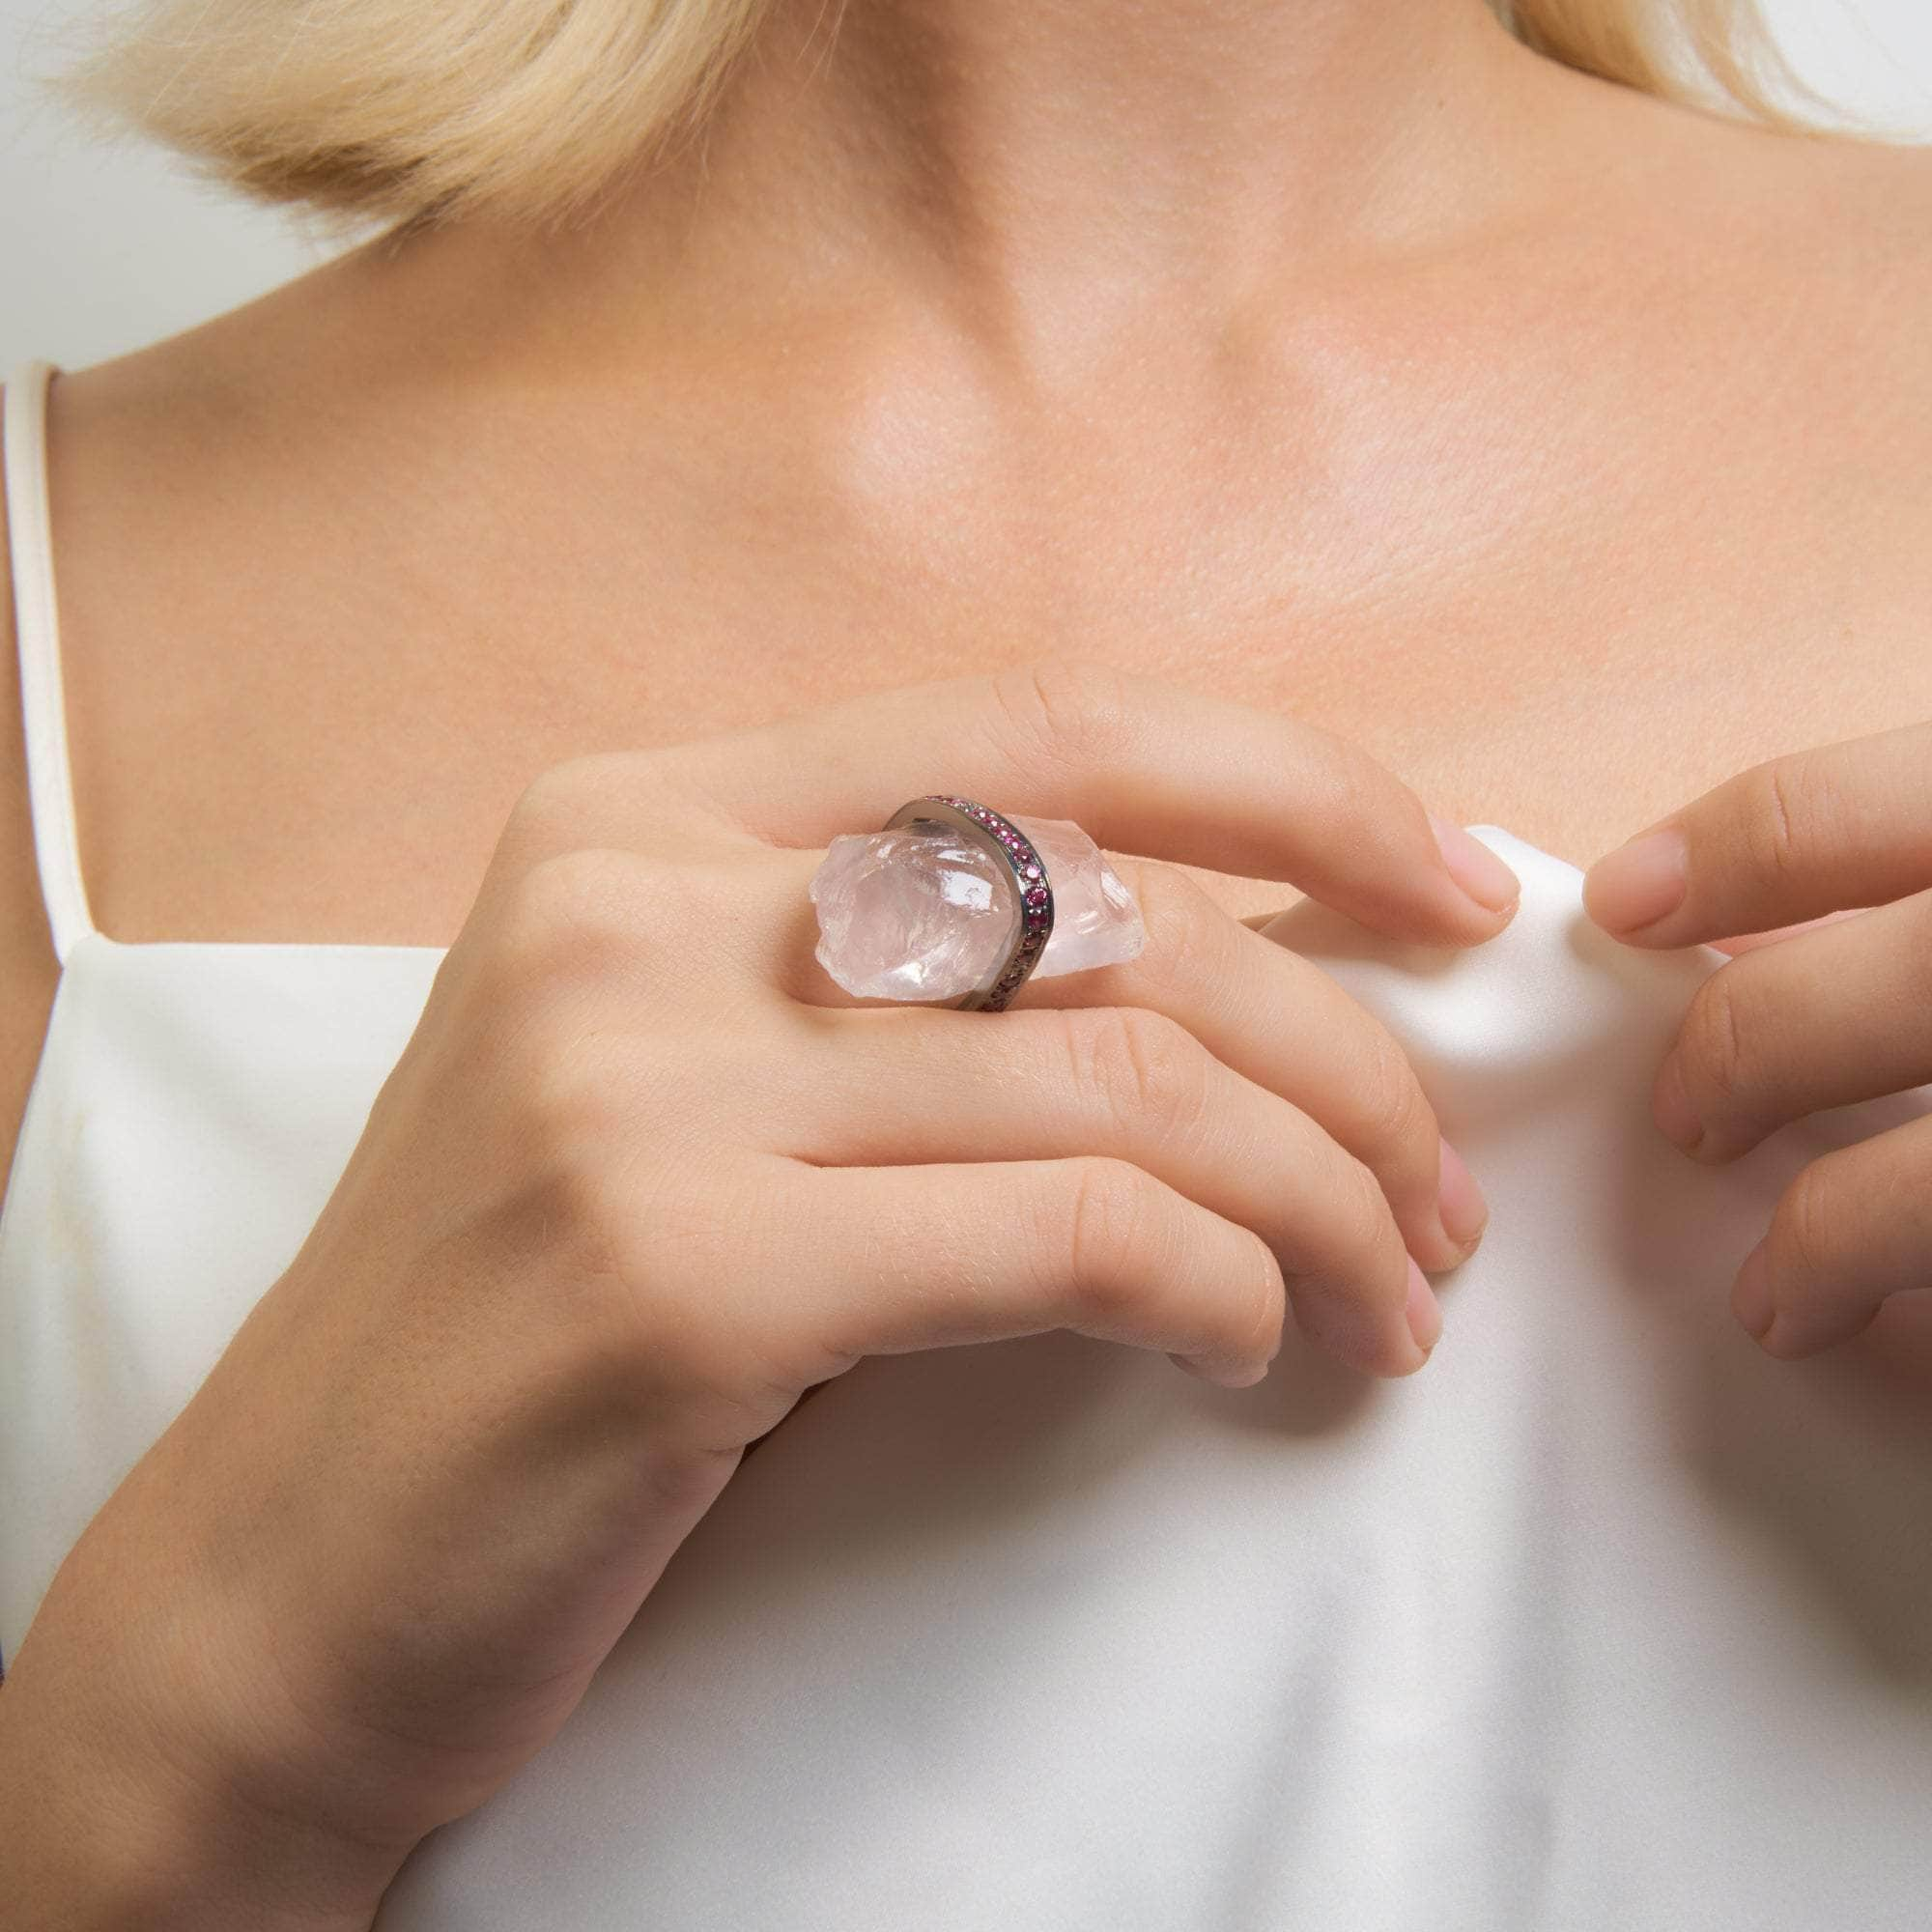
[0,0,1929,1918]
[1583,725,1932,1358]
[0,663,1513,1926]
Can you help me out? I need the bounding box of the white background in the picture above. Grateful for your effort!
[2,0,1930,374]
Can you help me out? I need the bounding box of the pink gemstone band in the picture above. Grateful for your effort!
[880,795,1057,1010]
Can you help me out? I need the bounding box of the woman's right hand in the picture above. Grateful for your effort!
[0,657,1516,1929]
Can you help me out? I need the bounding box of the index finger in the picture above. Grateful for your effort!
[664,655,1520,946]
[1583,723,1932,948]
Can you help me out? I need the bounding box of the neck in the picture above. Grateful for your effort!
[729,0,1534,258]
[353,0,1573,386]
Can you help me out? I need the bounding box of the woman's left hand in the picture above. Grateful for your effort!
[1582,722,1932,1360]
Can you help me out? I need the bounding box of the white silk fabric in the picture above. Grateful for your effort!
[3,830,1930,1929]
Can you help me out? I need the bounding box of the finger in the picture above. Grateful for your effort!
[661,655,1520,945]
[774,998,1436,1378]
[1583,724,1932,948]
[1707,907,1868,956]
[1729,1112,1932,1358]
[768,845,1487,1273]
[1655,890,1932,1161]
[1017,854,1485,1272]
[774,1155,1434,1390]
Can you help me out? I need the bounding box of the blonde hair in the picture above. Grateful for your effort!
[47,0,1851,233]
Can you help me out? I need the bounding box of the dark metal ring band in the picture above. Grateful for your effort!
[881,795,1055,1010]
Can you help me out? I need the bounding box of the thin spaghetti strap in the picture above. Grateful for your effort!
[4,358,97,965]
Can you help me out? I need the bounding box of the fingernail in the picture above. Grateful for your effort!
[1430,815,1520,916]
[1584,826,1688,935]
[1435,1136,1489,1250]
[1652,1053,1704,1152]
[1731,1240,1775,1341]
[1406,1257,1443,1354]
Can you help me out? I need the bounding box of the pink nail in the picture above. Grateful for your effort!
[1584,827,1688,935]
[1731,1241,1775,1342]
[1429,815,1520,916]
[1406,1258,1443,1355]
[1436,1136,1489,1250]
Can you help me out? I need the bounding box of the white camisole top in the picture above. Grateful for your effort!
[5,355,1932,1929]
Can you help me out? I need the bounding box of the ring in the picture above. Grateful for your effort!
[882,795,1056,1010]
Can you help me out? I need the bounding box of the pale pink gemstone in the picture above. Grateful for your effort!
[810,812,1144,1002]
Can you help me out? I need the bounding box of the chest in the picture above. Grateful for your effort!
[55,344,1932,947]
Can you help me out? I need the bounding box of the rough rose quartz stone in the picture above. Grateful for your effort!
[810,812,1146,1002]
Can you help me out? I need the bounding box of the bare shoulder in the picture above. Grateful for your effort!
[0,382,66,1215]
[1640,114,1932,511]
[1747,130,1932,510]
[1703,122,1932,357]
[1804,130,1932,253]
[1782,131,1932,329]
[1737,128,1932,678]
[1497,84,1932,471]
[1575,82,1932,333]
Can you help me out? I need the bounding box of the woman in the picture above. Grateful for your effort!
[2,0,1929,1923]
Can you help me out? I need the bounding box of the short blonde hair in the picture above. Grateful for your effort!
[48,0,1848,233]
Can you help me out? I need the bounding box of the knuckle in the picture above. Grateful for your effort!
[1228,1235,1289,1366]
[985,654,1136,777]
[1678,965,1753,1109]
[470,1108,648,1343]
[1278,726,1363,838]
[583,1179,790,1420]
[1910,895,1932,996]
[1059,1154,1153,1314]
[504,752,691,870]
[1331,1149,1395,1266]
[516,1006,629,1150]
[1129,862,1217,988]
[1740,752,1833,887]
[499,847,664,982]
[536,1156,646,1291]
[1770,1159,1845,1285]
[1352,1026,1430,1159]
[520,1111,747,1312]
[489,1027,658,1252]
[509,754,613,847]
[1064,1005,1209,1141]
[1280,1142,1393,1307]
